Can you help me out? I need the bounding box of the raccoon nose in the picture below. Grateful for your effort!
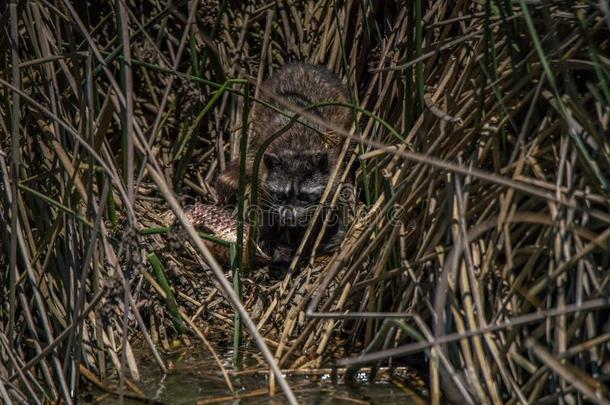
[278,192,290,204]
[279,206,297,223]
[289,181,300,203]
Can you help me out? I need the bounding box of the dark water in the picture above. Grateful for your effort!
[86,346,425,404]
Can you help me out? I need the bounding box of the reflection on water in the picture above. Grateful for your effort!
[85,344,425,404]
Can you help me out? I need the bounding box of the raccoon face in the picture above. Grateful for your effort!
[262,150,330,226]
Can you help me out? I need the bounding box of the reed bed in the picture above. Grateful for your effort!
[1,0,609,403]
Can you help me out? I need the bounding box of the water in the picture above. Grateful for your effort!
[84,345,425,404]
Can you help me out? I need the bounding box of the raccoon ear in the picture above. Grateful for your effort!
[263,152,281,170]
[311,151,328,171]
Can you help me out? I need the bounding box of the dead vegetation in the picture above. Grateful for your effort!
[1,0,610,403]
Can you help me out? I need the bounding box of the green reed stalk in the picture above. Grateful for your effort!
[174,81,231,185]
[415,0,424,114]
[115,0,134,205]
[139,226,232,247]
[518,0,609,192]
[8,0,20,355]
[189,32,201,79]
[332,0,373,206]
[484,0,508,159]
[232,82,250,368]
[404,1,415,131]
[147,253,185,334]
[575,9,610,106]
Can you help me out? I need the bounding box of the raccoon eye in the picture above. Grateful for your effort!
[305,151,328,173]
[274,191,290,203]
[263,152,281,170]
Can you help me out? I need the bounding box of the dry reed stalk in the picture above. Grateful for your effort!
[1,1,609,403]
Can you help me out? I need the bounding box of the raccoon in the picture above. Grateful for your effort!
[216,63,353,263]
